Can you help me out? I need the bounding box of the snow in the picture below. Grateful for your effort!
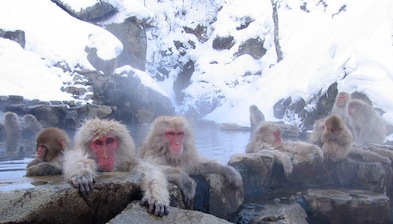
[0,0,393,128]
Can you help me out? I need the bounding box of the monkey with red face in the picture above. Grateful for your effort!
[246,122,323,176]
[139,116,243,208]
[63,118,169,216]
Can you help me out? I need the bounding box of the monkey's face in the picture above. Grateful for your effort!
[348,104,355,116]
[36,144,48,160]
[90,135,118,172]
[337,95,347,107]
[164,130,184,158]
[330,127,341,136]
[273,130,282,147]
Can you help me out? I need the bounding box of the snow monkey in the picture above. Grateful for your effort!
[347,99,387,147]
[308,118,326,147]
[331,92,351,126]
[249,104,265,130]
[26,127,70,176]
[138,116,243,208]
[246,122,323,176]
[22,114,44,155]
[63,118,169,216]
[320,115,353,162]
[3,111,22,157]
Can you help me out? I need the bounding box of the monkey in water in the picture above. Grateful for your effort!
[138,116,243,208]
[246,122,323,176]
[63,118,170,216]
[26,127,71,176]
[2,112,22,157]
[21,114,44,155]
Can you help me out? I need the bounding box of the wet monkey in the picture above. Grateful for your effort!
[139,116,243,208]
[63,118,169,216]
[22,114,44,155]
[246,122,323,176]
[3,112,22,157]
[26,128,71,176]
[347,99,387,146]
[320,115,352,162]
[249,104,265,130]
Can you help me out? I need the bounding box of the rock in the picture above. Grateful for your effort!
[0,29,25,48]
[228,151,392,203]
[108,201,232,224]
[232,201,308,224]
[0,171,241,223]
[51,0,117,22]
[304,188,390,224]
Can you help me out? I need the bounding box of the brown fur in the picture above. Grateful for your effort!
[308,118,325,147]
[26,127,70,176]
[139,116,243,208]
[63,118,170,216]
[347,99,387,146]
[246,122,323,176]
[320,115,352,162]
[249,105,265,130]
[22,114,44,155]
[3,112,22,157]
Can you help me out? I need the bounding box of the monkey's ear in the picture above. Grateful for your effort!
[58,137,66,150]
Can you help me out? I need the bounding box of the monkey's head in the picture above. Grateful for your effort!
[75,118,136,172]
[4,112,19,125]
[255,122,282,147]
[336,92,350,107]
[36,128,70,161]
[150,116,192,159]
[347,99,363,117]
[325,115,343,136]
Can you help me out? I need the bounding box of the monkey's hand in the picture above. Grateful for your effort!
[178,175,197,208]
[63,150,97,196]
[70,173,96,196]
[140,195,169,217]
[26,158,44,168]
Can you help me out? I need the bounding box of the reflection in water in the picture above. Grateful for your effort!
[0,124,251,179]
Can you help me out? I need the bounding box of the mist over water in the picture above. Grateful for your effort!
[0,124,251,180]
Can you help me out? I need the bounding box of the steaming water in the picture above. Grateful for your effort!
[0,124,251,180]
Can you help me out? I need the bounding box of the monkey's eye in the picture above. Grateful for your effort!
[176,132,185,137]
[93,140,104,145]
[106,138,115,144]
[165,131,176,136]
[37,144,48,150]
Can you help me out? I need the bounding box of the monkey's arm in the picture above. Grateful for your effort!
[26,162,62,176]
[350,148,391,165]
[135,160,170,216]
[26,158,44,168]
[274,151,293,176]
[162,165,196,208]
[63,149,97,196]
[190,160,243,189]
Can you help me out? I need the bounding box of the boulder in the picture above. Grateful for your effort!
[0,171,241,223]
[108,201,232,224]
[304,188,390,224]
[232,201,308,224]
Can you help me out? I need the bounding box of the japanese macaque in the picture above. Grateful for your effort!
[22,114,44,155]
[3,112,22,157]
[138,116,243,208]
[347,99,387,147]
[26,128,70,176]
[249,105,265,130]
[308,118,326,147]
[63,118,169,216]
[331,92,351,125]
[320,115,353,162]
[246,122,323,176]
